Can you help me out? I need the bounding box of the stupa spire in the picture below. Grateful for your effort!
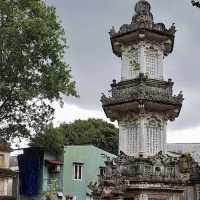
[91,1,200,200]
[102,0,183,157]
[132,0,154,25]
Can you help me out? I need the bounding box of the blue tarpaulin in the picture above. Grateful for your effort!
[18,148,43,196]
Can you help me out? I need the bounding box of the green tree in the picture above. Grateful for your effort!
[30,119,119,155]
[30,124,64,155]
[192,0,200,7]
[0,0,77,140]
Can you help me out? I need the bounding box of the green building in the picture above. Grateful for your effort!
[63,145,116,200]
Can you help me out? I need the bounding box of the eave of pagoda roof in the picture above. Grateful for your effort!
[109,0,176,57]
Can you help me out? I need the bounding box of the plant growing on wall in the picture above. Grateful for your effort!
[126,48,140,71]
[130,60,140,71]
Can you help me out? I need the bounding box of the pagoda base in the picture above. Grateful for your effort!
[90,152,200,200]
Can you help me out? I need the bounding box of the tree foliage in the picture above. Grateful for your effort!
[192,0,200,7]
[30,124,65,155]
[0,0,76,140]
[30,119,119,155]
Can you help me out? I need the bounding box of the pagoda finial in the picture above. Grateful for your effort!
[110,0,175,57]
[132,0,154,25]
[135,0,151,14]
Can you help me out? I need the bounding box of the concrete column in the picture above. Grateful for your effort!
[159,52,164,80]
[163,122,167,154]
[119,124,127,155]
[139,42,146,74]
[7,178,13,196]
[139,116,145,156]
[4,179,8,195]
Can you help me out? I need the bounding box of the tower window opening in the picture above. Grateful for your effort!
[128,49,140,79]
[127,126,138,155]
[146,127,162,154]
[146,51,160,79]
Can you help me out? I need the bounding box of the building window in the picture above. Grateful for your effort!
[129,49,140,79]
[146,116,163,154]
[73,163,83,180]
[146,50,160,79]
[146,127,162,154]
[0,154,4,167]
[127,126,138,155]
[99,167,105,176]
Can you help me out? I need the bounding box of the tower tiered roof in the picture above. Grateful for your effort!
[110,0,176,57]
[101,0,183,157]
[91,1,200,200]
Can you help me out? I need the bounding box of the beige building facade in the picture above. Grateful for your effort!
[0,143,16,199]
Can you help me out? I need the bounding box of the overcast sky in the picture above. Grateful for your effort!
[45,0,200,143]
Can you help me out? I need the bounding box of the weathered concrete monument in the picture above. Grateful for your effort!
[90,0,200,199]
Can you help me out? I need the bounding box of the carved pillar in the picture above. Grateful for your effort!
[158,51,164,80]
[161,121,167,154]
[139,116,145,156]
[119,123,126,154]
[139,42,146,74]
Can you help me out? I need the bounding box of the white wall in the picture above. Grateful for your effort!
[119,114,167,157]
[121,42,164,81]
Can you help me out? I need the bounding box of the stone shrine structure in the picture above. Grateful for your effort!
[102,0,182,158]
[90,0,200,199]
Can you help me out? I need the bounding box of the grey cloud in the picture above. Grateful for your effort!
[46,0,200,130]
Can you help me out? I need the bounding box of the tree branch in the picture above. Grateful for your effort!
[192,0,200,7]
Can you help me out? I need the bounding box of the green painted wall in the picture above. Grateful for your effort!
[63,145,116,200]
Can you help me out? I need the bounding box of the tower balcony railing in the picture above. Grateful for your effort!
[102,162,187,186]
[111,85,172,98]
[102,84,183,106]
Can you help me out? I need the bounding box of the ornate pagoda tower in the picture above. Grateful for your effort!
[90,1,200,200]
[101,0,183,158]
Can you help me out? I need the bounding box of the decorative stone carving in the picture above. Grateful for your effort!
[146,115,163,128]
[101,77,183,122]
[91,152,200,200]
[97,0,200,199]
[110,0,174,37]
[110,0,175,57]
[179,154,193,174]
